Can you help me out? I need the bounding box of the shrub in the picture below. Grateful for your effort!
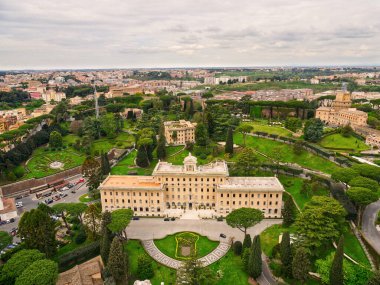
[233,241,243,256]
[216,216,223,221]
[75,229,87,244]
[116,141,123,147]
[13,166,25,178]
[199,153,207,159]
[137,255,154,280]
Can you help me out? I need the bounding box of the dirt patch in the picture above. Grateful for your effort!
[181,246,191,256]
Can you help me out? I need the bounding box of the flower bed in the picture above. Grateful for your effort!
[175,232,199,260]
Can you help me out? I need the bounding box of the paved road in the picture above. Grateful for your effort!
[362,200,380,255]
[126,218,281,242]
[0,176,88,240]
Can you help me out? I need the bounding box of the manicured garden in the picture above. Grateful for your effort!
[234,132,341,174]
[319,133,370,152]
[154,232,219,260]
[246,120,294,137]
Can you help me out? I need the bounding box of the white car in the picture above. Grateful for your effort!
[61,186,69,191]
[16,202,23,208]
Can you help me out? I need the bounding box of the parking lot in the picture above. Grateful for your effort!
[0,175,88,244]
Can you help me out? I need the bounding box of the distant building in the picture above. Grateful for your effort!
[164,120,196,145]
[316,91,368,127]
[99,153,284,218]
[366,135,380,149]
[42,90,66,102]
[310,78,320,84]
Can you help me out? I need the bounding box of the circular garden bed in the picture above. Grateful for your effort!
[154,232,219,260]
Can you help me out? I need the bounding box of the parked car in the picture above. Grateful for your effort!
[6,218,15,224]
[52,195,61,201]
[71,190,76,194]
[45,199,53,205]
[16,202,23,208]
[132,217,140,220]
[0,221,7,226]
[170,217,176,221]
[219,233,226,238]
[15,195,23,200]
[67,183,74,188]
[61,186,69,191]
[164,218,170,221]
[76,178,85,184]
[60,193,68,198]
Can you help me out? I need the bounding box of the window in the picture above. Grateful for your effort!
[264,194,266,198]
[105,199,108,202]
[221,194,223,198]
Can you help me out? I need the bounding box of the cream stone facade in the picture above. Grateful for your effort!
[164,120,196,145]
[366,135,380,149]
[316,91,368,127]
[99,154,284,218]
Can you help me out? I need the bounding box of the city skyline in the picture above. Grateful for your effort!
[1,0,380,69]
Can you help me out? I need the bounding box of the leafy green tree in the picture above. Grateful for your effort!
[294,196,346,251]
[292,247,311,284]
[243,233,252,249]
[195,123,209,146]
[280,232,292,277]
[15,259,58,285]
[100,113,117,138]
[101,152,111,175]
[225,127,234,155]
[242,248,250,271]
[49,131,62,148]
[0,230,12,251]
[234,147,259,175]
[100,211,113,265]
[107,237,128,284]
[349,176,379,192]
[82,156,102,191]
[157,124,167,160]
[282,197,297,227]
[226,208,264,236]
[236,123,253,146]
[284,117,302,132]
[331,168,360,184]
[293,140,304,155]
[1,249,45,284]
[66,203,88,224]
[108,209,133,240]
[347,187,378,225]
[136,145,149,167]
[352,164,380,183]
[52,203,73,231]
[18,209,57,257]
[83,203,102,241]
[330,236,344,285]
[304,118,324,142]
[178,258,217,285]
[248,235,262,279]
[137,254,154,280]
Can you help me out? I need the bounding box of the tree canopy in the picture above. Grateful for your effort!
[108,208,133,240]
[226,208,264,235]
[15,259,58,285]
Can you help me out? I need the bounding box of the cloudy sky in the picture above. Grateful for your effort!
[0,0,379,69]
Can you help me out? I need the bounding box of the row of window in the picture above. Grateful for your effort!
[220,200,279,206]
[104,199,162,204]
[220,193,279,198]
[160,177,223,182]
[103,191,161,197]
[166,187,215,193]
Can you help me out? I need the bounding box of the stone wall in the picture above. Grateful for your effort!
[0,166,82,197]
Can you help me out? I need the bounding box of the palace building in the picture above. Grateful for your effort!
[99,153,284,218]
[316,90,368,127]
[164,120,196,145]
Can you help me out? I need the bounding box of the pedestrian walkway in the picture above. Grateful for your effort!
[141,239,231,269]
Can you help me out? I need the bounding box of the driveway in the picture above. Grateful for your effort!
[126,218,281,242]
[362,200,380,255]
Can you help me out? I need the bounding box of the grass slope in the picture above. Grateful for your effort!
[319,133,370,152]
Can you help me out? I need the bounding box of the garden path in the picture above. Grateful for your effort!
[141,239,231,269]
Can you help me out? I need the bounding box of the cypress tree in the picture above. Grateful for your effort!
[329,235,344,285]
[248,235,262,279]
[280,232,292,277]
[225,127,234,155]
[241,248,250,271]
[243,234,252,249]
[136,146,149,167]
[282,197,296,227]
[100,211,112,265]
[101,152,111,175]
[107,237,128,284]
[157,124,167,160]
[292,247,311,284]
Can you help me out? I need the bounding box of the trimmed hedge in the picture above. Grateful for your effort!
[58,241,100,272]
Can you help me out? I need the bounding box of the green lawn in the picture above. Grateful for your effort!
[209,250,249,285]
[279,175,329,209]
[166,148,214,165]
[319,133,370,152]
[234,133,340,174]
[246,120,294,137]
[79,193,95,203]
[111,150,158,175]
[154,232,219,260]
[91,132,135,155]
[166,145,184,157]
[342,224,370,267]
[124,240,177,285]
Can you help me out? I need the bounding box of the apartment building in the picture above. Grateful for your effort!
[99,154,284,218]
[164,120,196,145]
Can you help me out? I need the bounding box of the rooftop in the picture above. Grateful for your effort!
[99,175,162,190]
[153,159,229,176]
[164,120,196,129]
[218,177,284,192]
